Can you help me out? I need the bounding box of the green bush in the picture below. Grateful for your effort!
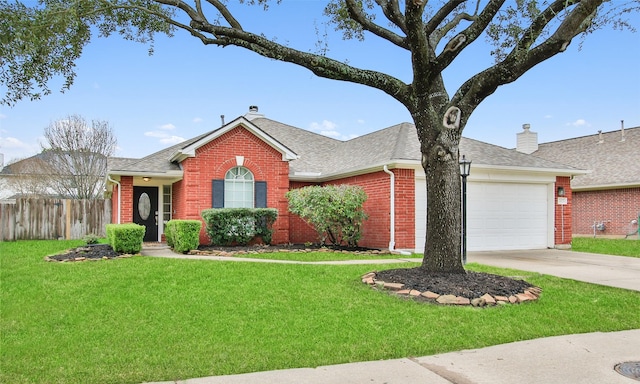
[201,208,277,246]
[83,233,100,245]
[105,223,145,254]
[165,220,202,253]
[286,184,368,247]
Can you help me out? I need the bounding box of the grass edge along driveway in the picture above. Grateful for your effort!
[1,240,639,384]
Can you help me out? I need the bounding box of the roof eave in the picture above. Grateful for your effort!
[572,182,640,191]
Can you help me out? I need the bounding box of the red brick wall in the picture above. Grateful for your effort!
[554,176,572,245]
[573,187,640,236]
[119,176,134,223]
[287,169,415,250]
[173,126,291,245]
[288,181,320,244]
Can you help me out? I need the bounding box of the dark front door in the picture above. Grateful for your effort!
[133,186,159,242]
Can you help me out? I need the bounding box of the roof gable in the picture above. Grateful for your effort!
[169,116,298,163]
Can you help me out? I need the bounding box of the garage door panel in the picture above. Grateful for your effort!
[467,182,548,251]
[414,179,550,253]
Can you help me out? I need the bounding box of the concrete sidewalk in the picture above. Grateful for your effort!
[141,246,640,384]
[145,330,640,384]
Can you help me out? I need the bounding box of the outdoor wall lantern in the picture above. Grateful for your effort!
[459,155,472,265]
[143,177,151,182]
[557,186,565,196]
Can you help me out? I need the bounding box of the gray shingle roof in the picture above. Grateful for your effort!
[107,116,580,179]
[533,126,640,189]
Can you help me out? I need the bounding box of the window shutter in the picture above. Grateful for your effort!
[212,179,224,208]
[255,181,267,208]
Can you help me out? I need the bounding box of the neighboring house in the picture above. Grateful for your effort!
[107,106,584,252]
[0,150,108,200]
[523,124,640,238]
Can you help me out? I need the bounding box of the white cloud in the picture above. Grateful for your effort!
[159,123,176,130]
[357,119,365,124]
[309,120,359,141]
[544,115,553,119]
[0,136,41,162]
[567,119,589,127]
[193,117,203,123]
[144,131,185,145]
[310,120,337,132]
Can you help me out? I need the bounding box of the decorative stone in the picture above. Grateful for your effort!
[383,282,405,291]
[397,289,411,295]
[436,294,459,304]
[456,297,471,305]
[481,293,496,305]
[471,298,486,307]
[409,290,422,297]
[494,295,509,302]
[361,272,376,280]
[421,291,440,299]
[508,295,518,303]
[362,277,374,285]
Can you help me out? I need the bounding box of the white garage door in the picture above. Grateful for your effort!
[415,180,550,252]
[467,182,549,251]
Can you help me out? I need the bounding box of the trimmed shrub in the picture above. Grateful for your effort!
[165,220,202,253]
[286,184,368,247]
[105,223,145,254]
[201,208,277,246]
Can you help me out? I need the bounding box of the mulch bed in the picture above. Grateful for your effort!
[374,267,534,298]
[45,244,127,262]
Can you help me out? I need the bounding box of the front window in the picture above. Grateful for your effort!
[224,166,254,208]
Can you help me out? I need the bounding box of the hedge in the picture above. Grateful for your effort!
[201,208,277,246]
[105,223,145,254]
[165,220,202,253]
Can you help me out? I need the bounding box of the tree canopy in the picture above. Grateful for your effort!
[1,0,637,272]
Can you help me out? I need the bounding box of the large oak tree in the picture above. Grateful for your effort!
[1,0,636,273]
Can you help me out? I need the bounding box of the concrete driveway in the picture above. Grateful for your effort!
[468,248,640,292]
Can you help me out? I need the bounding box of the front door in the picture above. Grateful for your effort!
[133,186,159,242]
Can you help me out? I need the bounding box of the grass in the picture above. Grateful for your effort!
[572,237,640,257]
[231,249,417,262]
[2,240,640,384]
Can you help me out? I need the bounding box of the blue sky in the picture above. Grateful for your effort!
[1,1,639,164]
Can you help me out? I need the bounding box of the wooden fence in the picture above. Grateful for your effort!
[0,198,111,241]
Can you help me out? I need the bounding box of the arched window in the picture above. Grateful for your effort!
[224,166,254,208]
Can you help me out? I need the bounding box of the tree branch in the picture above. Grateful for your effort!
[452,0,605,133]
[344,0,407,48]
[374,0,407,35]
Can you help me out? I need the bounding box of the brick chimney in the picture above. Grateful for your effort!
[516,124,538,154]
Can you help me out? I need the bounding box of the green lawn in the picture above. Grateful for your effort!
[572,237,640,257]
[2,240,640,384]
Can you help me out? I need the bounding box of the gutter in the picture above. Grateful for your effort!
[107,174,121,224]
[382,165,396,253]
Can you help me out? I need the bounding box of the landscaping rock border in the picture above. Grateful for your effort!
[362,272,542,307]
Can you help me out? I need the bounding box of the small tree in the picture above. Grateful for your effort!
[287,185,368,247]
[43,115,117,199]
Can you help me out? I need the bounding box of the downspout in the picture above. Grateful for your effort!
[383,165,396,252]
[107,174,121,224]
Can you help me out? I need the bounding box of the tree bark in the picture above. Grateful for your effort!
[413,111,465,274]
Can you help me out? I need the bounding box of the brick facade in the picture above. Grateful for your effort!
[554,176,572,245]
[173,126,291,245]
[572,187,640,237]
[287,169,415,250]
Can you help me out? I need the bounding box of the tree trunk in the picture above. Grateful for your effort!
[415,117,465,274]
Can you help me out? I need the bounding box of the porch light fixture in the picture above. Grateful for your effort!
[557,186,565,196]
[143,177,151,182]
[459,155,472,265]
